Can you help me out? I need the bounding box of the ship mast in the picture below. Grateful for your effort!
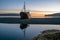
[23,1,26,12]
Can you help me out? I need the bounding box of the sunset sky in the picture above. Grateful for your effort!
[0,0,60,11]
[0,0,60,18]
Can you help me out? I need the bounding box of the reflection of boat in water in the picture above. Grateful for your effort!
[20,1,30,19]
[20,24,29,39]
[20,24,28,29]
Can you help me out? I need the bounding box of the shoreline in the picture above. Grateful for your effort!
[0,18,60,24]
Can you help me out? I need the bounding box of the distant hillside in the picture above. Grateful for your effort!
[45,13,60,16]
[0,13,19,16]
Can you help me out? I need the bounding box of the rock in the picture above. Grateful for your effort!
[33,30,60,40]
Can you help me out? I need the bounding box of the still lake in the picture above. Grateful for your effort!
[0,23,60,40]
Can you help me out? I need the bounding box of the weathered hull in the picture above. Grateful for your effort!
[20,12,29,19]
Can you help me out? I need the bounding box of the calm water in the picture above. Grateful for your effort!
[0,16,60,18]
[0,23,60,40]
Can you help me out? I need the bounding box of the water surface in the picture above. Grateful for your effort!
[0,23,60,40]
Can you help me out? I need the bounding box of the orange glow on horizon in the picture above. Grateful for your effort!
[0,10,60,18]
[30,13,45,18]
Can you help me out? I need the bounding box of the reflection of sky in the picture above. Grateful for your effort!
[0,0,60,11]
[0,24,60,40]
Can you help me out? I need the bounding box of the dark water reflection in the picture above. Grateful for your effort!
[20,24,29,30]
[0,23,60,40]
[20,24,29,40]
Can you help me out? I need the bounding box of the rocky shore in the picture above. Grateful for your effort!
[33,30,60,40]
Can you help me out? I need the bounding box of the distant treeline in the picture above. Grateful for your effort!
[0,13,20,16]
[45,13,60,16]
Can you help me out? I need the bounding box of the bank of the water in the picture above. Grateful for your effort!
[33,30,60,40]
[0,18,60,24]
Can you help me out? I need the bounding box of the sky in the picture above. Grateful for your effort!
[0,0,60,11]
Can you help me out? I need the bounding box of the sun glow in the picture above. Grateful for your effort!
[0,10,60,18]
